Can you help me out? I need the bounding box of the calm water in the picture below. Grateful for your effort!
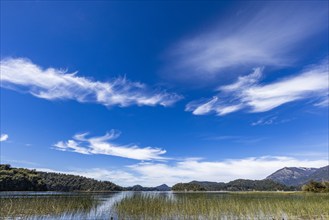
[1,191,328,219]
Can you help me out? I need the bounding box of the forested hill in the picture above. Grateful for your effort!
[0,164,47,191]
[172,179,296,191]
[0,164,122,191]
[38,171,122,192]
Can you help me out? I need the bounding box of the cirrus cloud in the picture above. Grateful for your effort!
[0,58,182,108]
[53,130,167,161]
[186,61,328,116]
[163,1,328,81]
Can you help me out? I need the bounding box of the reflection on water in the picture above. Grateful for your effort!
[1,191,329,219]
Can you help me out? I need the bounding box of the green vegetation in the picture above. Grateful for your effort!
[189,181,226,191]
[225,179,294,191]
[0,164,121,192]
[39,171,122,192]
[0,164,47,191]
[172,183,206,191]
[115,192,329,219]
[1,191,328,219]
[302,181,329,193]
[0,194,98,219]
[172,179,294,191]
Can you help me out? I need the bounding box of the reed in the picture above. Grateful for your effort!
[0,195,99,219]
[1,192,328,219]
[115,192,329,219]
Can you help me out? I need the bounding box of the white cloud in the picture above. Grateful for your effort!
[251,117,278,126]
[251,116,294,126]
[34,156,328,187]
[53,130,167,160]
[314,97,329,107]
[127,156,328,186]
[186,62,328,116]
[164,1,328,81]
[0,58,182,107]
[0,134,9,142]
[203,135,265,144]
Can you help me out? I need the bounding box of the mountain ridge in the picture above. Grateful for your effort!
[266,165,328,186]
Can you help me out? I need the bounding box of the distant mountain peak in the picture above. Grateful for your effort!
[124,183,171,191]
[266,166,328,186]
[155,184,171,191]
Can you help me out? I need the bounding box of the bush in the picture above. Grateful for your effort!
[302,180,329,193]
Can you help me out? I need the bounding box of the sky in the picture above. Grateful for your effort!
[0,1,328,187]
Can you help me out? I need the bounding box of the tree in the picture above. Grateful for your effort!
[302,180,329,193]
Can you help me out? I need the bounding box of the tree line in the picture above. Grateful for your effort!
[0,164,121,191]
[172,179,296,191]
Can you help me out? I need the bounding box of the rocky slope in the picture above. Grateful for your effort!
[266,166,328,186]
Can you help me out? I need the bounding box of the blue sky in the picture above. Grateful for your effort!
[0,1,328,186]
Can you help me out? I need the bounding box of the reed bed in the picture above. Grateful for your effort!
[114,192,329,219]
[1,192,328,219]
[0,194,99,219]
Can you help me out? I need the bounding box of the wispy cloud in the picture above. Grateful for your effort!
[34,155,328,187]
[251,116,278,126]
[0,58,182,108]
[53,130,167,160]
[314,97,329,107]
[251,116,295,126]
[164,1,328,81]
[0,134,9,142]
[186,62,328,116]
[203,135,265,144]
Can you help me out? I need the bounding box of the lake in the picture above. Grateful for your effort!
[1,191,328,219]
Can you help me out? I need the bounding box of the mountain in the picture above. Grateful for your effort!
[266,166,329,186]
[307,166,329,182]
[124,184,171,191]
[155,184,171,191]
[125,185,145,191]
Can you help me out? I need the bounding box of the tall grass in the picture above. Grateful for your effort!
[115,192,329,219]
[1,192,328,219]
[0,195,99,219]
